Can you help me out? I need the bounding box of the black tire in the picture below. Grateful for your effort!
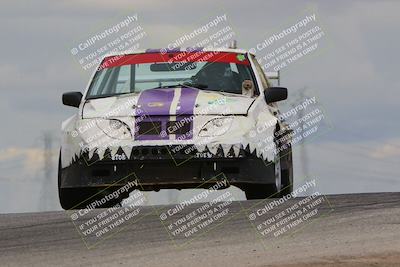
[58,151,125,210]
[244,184,278,200]
[243,145,293,200]
[59,187,125,210]
[59,187,99,210]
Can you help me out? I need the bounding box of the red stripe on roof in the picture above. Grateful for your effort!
[100,51,250,69]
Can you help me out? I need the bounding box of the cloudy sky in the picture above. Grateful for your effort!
[0,0,399,213]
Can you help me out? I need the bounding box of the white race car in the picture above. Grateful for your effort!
[59,48,293,209]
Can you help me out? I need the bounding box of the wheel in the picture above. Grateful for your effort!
[59,188,125,210]
[58,151,83,209]
[244,184,277,200]
[243,146,293,200]
[59,187,98,210]
[58,151,125,210]
[244,158,281,200]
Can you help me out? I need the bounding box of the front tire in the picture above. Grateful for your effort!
[59,187,100,210]
[58,151,125,210]
[244,184,277,200]
[244,147,293,200]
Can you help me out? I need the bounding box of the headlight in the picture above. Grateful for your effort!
[96,119,132,140]
[109,120,123,130]
[199,117,233,137]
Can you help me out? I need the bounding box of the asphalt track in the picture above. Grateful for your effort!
[1,192,400,267]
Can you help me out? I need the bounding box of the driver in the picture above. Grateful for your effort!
[194,62,236,91]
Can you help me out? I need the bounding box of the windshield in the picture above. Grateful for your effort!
[86,51,257,98]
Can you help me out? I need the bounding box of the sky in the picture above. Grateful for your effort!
[0,0,399,213]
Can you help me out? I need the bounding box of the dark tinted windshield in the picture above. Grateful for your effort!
[86,52,256,98]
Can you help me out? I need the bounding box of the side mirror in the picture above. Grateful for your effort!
[265,87,288,103]
[62,92,83,108]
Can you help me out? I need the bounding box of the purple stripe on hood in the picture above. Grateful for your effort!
[135,89,175,116]
[176,87,199,140]
[178,87,199,115]
[135,89,174,140]
[134,87,199,141]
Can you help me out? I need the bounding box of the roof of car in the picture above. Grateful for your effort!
[103,47,255,58]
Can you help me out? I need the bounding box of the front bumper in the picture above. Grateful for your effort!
[60,145,276,190]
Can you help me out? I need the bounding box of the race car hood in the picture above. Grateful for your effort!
[82,87,255,118]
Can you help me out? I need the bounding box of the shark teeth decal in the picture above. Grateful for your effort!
[222,144,231,157]
[63,139,274,167]
[110,147,119,158]
[121,146,133,158]
[195,144,206,153]
[248,143,256,154]
[207,145,218,155]
[216,145,224,157]
[88,149,95,160]
[232,145,240,157]
[97,148,106,160]
[69,143,275,163]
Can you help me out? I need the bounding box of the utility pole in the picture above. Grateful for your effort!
[292,88,314,194]
[40,132,54,210]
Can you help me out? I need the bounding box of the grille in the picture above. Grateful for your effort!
[136,117,192,139]
[137,121,162,135]
[166,120,192,135]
